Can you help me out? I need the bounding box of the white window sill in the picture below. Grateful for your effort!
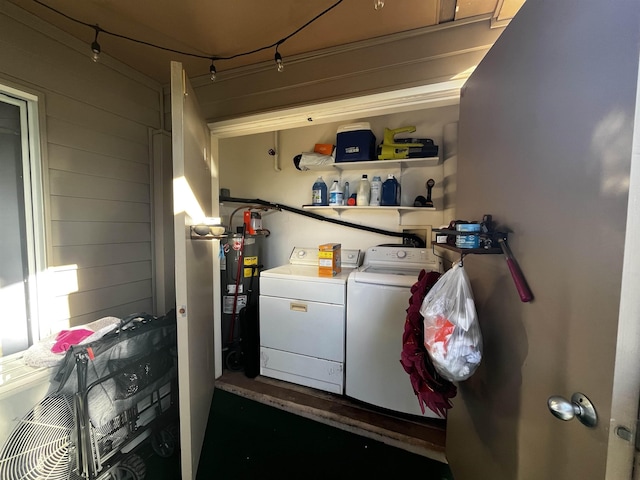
[0,353,53,401]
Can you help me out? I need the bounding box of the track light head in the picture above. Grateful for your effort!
[275,51,284,73]
[90,27,101,62]
[209,61,217,81]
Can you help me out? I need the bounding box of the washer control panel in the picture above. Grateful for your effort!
[365,247,429,263]
[361,246,442,272]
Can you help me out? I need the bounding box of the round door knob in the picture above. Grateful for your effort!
[547,392,597,428]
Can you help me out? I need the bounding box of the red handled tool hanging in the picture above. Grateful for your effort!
[498,238,533,303]
[229,234,245,344]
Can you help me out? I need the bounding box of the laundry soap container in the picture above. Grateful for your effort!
[335,122,377,162]
[381,174,400,206]
[329,180,343,206]
[312,176,328,206]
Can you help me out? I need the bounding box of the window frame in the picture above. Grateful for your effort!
[0,82,47,357]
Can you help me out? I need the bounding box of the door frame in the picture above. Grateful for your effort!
[205,76,640,478]
[207,79,465,381]
[605,63,640,479]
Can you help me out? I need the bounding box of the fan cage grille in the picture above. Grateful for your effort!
[0,395,73,480]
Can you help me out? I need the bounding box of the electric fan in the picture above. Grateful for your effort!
[0,394,73,480]
[0,393,147,480]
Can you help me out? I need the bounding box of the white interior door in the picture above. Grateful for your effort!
[171,61,218,480]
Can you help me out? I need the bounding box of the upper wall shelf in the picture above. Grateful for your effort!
[303,204,436,221]
[433,243,502,255]
[303,205,436,212]
[330,157,440,171]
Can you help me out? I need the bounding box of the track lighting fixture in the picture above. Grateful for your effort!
[90,27,101,62]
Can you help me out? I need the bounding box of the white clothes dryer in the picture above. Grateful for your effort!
[259,247,361,394]
[346,245,443,417]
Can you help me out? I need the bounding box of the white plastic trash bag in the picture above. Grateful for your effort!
[419,263,482,381]
[294,152,335,170]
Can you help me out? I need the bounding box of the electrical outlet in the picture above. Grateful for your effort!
[403,227,430,247]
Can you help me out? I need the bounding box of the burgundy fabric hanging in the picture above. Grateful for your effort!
[400,269,457,417]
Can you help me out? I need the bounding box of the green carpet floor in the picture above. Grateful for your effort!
[143,389,453,479]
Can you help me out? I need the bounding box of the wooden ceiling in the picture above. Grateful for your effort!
[7,0,525,83]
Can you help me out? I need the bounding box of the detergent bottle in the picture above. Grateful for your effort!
[312,176,328,206]
[329,180,343,206]
[381,174,400,206]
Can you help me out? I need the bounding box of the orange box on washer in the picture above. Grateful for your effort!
[318,243,341,277]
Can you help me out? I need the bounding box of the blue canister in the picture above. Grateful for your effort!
[381,174,400,206]
[455,223,481,248]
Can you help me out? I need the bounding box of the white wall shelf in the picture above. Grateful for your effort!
[330,157,439,171]
[303,205,436,212]
[306,156,441,223]
[303,205,436,222]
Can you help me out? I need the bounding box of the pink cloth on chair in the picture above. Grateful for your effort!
[51,328,94,353]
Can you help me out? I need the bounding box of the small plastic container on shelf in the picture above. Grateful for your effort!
[455,223,481,248]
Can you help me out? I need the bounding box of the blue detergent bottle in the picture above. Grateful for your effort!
[381,174,400,206]
[312,176,328,205]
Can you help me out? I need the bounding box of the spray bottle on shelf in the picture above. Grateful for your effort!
[329,180,343,206]
[312,176,328,206]
[357,174,370,206]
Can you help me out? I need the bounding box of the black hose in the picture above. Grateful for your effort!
[220,196,425,247]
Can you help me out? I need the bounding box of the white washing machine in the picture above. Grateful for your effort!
[346,245,443,417]
[259,247,362,394]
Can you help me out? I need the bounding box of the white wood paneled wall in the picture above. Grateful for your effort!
[0,1,164,328]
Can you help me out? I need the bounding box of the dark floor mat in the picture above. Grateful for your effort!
[143,389,454,479]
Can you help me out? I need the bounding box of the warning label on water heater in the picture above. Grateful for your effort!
[244,256,259,277]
